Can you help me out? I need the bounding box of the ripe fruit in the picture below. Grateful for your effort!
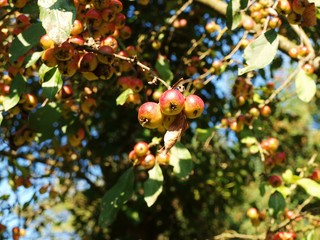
[269,175,283,187]
[205,21,220,33]
[78,53,99,72]
[247,207,259,219]
[292,0,306,14]
[97,46,114,64]
[156,152,170,165]
[22,93,38,111]
[302,63,315,75]
[311,169,320,182]
[68,128,85,147]
[138,102,164,129]
[162,114,177,129]
[81,98,97,114]
[70,19,84,36]
[260,105,271,117]
[288,47,299,59]
[41,48,58,67]
[133,141,149,157]
[276,0,292,15]
[242,17,255,31]
[140,153,155,170]
[287,12,302,25]
[54,42,74,61]
[159,89,185,116]
[183,94,205,119]
[40,34,55,49]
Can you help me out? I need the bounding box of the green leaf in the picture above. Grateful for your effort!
[282,169,301,184]
[29,102,61,141]
[268,191,286,217]
[39,63,53,80]
[99,167,134,227]
[9,23,46,62]
[42,67,63,100]
[144,164,164,207]
[116,88,134,106]
[240,0,249,9]
[155,55,173,83]
[241,136,257,145]
[38,0,76,44]
[295,70,317,102]
[239,30,279,75]
[306,230,315,240]
[227,0,242,30]
[170,142,193,179]
[196,127,215,142]
[297,178,320,199]
[3,74,27,111]
[25,51,44,68]
[0,112,3,126]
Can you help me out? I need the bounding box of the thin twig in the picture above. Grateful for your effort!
[167,0,194,25]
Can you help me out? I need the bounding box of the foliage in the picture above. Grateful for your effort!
[0,0,320,239]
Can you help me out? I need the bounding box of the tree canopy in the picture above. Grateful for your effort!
[0,0,320,239]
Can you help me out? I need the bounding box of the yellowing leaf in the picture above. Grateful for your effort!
[38,0,76,44]
[295,69,316,102]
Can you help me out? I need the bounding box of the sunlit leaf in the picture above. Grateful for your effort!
[268,191,286,217]
[99,167,134,227]
[42,67,63,100]
[38,0,76,44]
[227,0,242,30]
[295,69,316,102]
[3,74,27,111]
[144,164,164,207]
[9,23,46,62]
[239,30,279,75]
[170,142,193,179]
[116,88,134,105]
[155,55,173,83]
[297,178,320,198]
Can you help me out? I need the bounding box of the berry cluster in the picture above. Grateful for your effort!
[138,88,204,129]
[129,141,170,170]
[40,0,132,81]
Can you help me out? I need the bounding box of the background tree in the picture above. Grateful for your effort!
[0,0,320,239]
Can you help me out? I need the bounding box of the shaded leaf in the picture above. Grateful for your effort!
[144,164,164,207]
[239,30,279,75]
[99,167,134,227]
[9,23,46,62]
[268,191,286,217]
[29,102,61,141]
[42,67,63,100]
[155,55,173,83]
[0,112,2,126]
[38,0,76,44]
[116,88,134,106]
[297,178,320,198]
[227,0,242,30]
[3,74,27,111]
[25,51,44,68]
[240,0,249,9]
[295,69,316,102]
[169,142,193,179]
